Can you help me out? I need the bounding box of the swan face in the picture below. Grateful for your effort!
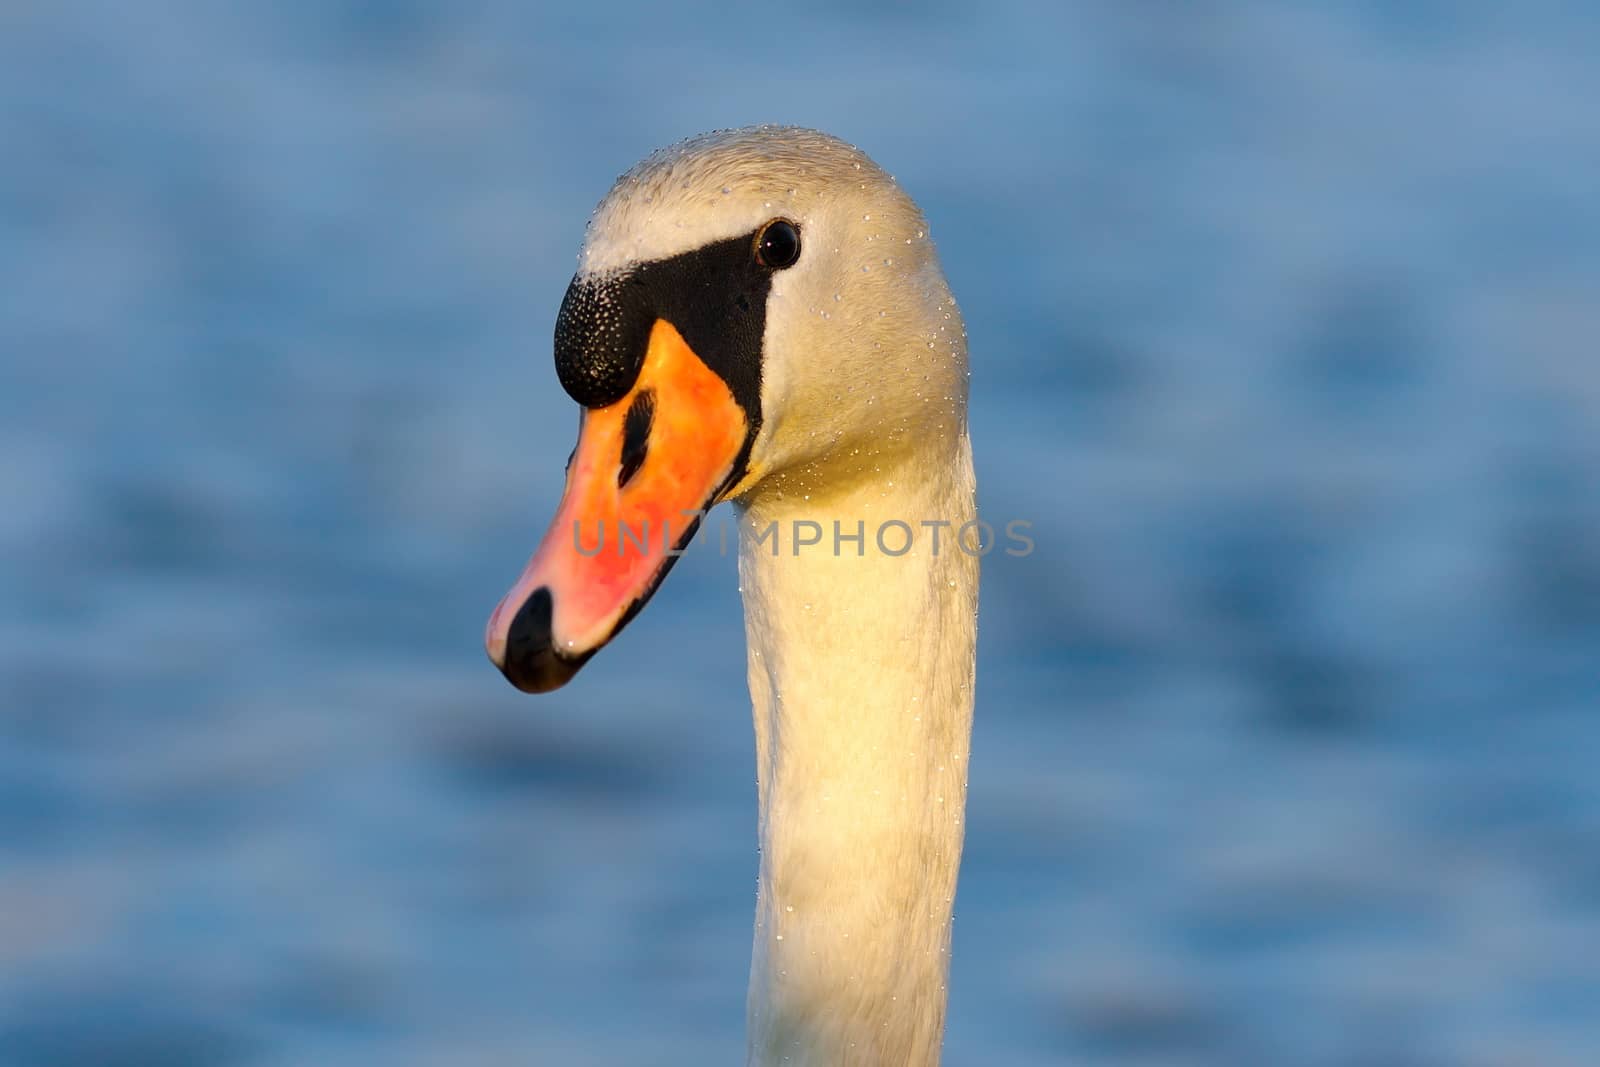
[486,127,967,692]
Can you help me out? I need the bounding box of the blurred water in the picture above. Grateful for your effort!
[3,3,1599,1065]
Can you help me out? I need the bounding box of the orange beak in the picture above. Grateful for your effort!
[485,319,750,692]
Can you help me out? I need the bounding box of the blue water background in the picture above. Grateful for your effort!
[2,3,1599,1064]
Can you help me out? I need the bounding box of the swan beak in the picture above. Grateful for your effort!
[485,319,750,693]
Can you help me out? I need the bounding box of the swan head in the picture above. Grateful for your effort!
[486,126,967,693]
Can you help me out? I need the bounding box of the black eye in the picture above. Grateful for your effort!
[755,219,801,270]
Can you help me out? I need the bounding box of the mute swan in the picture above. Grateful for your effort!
[485,127,976,1067]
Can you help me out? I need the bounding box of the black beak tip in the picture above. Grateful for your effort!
[495,587,590,694]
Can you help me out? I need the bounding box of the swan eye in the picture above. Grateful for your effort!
[755,219,801,270]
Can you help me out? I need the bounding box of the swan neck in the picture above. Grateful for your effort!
[737,439,978,1067]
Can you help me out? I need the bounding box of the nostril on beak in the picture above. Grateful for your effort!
[618,389,655,489]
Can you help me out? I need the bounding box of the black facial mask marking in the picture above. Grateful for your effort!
[552,228,773,437]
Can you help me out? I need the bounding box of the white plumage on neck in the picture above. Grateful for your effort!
[737,436,978,1067]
